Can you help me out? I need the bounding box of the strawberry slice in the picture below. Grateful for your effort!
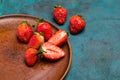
[40,42,66,60]
[48,30,68,46]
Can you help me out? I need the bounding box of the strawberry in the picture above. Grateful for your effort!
[48,30,68,46]
[24,48,38,66]
[35,19,52,41]
[40,42,66,60]
[28,32,44,49]
[17,21,33,43]
[53,5,67,24]
[69,15,86,34]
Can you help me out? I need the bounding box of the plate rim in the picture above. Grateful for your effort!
[0,14,72,80]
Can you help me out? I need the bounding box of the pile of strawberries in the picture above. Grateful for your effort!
[17,5,86,67]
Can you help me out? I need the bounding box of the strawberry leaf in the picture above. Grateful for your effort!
[36,18,44,23]
[39,45,47,53]
[34,32,39,35]
[39,32,44,36]
[54,5,62,8]
[34,32,44,38]
[78,15,82,18]
[20,21,31,26]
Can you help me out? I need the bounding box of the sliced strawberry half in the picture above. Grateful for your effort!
[48,30,68,46]
[40,42,66,60]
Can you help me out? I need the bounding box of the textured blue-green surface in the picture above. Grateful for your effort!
[2,0,120,80]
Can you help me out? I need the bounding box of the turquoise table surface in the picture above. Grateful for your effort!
[2,0,120,80]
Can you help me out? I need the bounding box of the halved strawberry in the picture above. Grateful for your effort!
[48,30,68,46]
[24,48,38,66]
[28,32,44,49]
[40,42,66,60]
[17,21,33,43]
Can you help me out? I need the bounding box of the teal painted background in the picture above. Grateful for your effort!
[2,0,120,80]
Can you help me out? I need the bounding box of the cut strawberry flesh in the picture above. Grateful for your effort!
[41,42,66,60]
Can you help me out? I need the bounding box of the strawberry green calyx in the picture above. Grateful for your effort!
[21,21,28,24]
[77,15,85,20]
[32,24,37,28]
[54,5,62,8]
[37,45,46,58]
[34,32,39,35]
[39,45,47,53]
[39,32,44,36]
[77,15,82,18]
[35,51,43,58]
[35,45,46,58]
[35,51,40,55]
[36,18,44,23]
[20,21,31,26]
[34,32,43,36]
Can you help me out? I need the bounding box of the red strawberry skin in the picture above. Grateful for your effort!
[48,30,68,46]
[24,48,38,66]
[53,6,67,24]
[36,22,52,41]
[69,15,86,34]
[17,21,33,43]
[28,32,44,49]
[41,42,66,60]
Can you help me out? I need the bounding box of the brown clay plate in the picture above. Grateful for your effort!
[0,14,72,80]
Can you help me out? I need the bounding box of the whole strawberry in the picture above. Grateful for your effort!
[48,30,68,46]
[53,5,67,25]
[28,32,44,49]
[24,48,38,66]
[69,15,86,34]
[35,19,52,41]
[17,21,33,43]
[40,42,66,60]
